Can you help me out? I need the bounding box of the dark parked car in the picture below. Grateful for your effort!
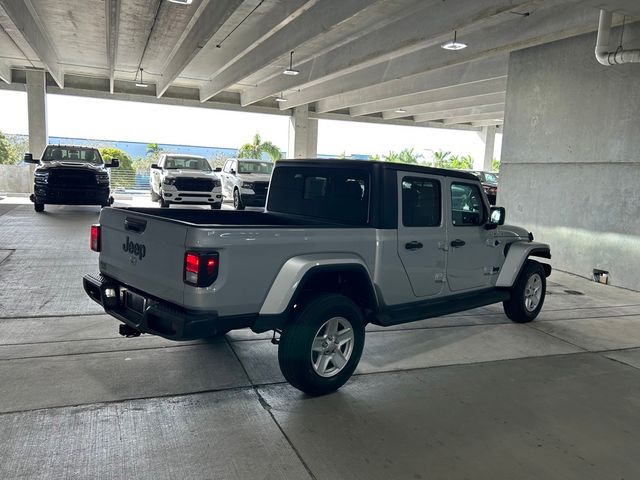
[25,145,119,212]
[470,171,499,205]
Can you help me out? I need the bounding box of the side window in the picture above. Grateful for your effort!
[223,160,232,173]
[158,156,165,168]
[451,183,484,226]
[401,177,441,227]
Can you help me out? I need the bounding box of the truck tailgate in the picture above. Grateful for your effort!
[98,208,186,306]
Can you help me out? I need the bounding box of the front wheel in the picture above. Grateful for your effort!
[159,192,170,208]
[503,260,546,323]
[278,294,365,396]
[233,189,245,210]
[34,203,44,213]
[211,203,222,210]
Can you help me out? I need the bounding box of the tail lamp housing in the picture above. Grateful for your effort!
[184,251,219,287]
[90,224,101,252]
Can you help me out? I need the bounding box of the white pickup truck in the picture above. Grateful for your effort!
[150,154,223,209]
[84,159,551,395]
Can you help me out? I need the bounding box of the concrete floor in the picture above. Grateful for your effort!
[2,200,640,479]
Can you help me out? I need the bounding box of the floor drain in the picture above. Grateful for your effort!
[564,290,584,295]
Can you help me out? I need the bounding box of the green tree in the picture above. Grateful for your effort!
[134,143,164,173]
[0,131,14,164]
[383,148,423,164]
[432,150,473,170]
[99,147,135,188]
[237,133,282,161]
[492,158,501,172]
[432,150,452,168]
[369,153,381,161]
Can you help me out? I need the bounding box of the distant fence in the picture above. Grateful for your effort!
[110,170,151,191]
[0,165,31,193]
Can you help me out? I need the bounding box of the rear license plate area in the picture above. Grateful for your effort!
[122,289,147,314]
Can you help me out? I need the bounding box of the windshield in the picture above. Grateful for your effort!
[483,172,498,184]
[238,161,273,174]
[164,156,211,171]
[42,147,103,165]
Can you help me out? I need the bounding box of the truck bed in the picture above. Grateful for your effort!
[113,207,346,227]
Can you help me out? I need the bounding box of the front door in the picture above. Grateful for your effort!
[445,180,496,292]
[396,173,447,298]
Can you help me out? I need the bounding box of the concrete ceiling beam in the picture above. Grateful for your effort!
[303,1,600,113]
[240,0,531,106]
[0,61,10,83]
[472,119,504,127]
[156,0,245,98]
[444,112,505,125]
[413,103,505,123]
[382,92,506,120]
[0,0,63,87]
[199,0,376,102]
[310,54,506,116]
[105,0,120,94]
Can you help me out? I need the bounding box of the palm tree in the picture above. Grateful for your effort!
[237,133,282,161]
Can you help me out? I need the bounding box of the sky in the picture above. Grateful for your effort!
[0,90,502,162]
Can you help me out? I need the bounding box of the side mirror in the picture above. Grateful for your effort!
[24,153,39,164]
[485,206,505,229]
[106,159,119,168]
[230,169,236,175]
[214,167,222,172]
[151,163,159,169]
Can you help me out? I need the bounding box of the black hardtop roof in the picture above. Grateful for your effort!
[276,158,479,181]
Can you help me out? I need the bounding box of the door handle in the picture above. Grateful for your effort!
[450,239,466,248]
[405,241,423,250]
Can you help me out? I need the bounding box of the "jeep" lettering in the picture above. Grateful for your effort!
[122,236,146,260]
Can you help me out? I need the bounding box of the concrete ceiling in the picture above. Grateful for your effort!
[0,0,638,129]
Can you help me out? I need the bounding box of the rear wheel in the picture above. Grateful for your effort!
[503,260,546,323]
[34,203,44,213]
[233,189,245,210]
[278,294,365,396]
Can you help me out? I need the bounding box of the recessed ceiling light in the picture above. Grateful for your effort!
[395,109,407,114]
[167,0,193,4]
[283,51,300,76]
[441,30,467,51]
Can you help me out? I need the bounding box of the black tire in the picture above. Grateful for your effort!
[233,189,245,210]
[159,193,170,208]
[503,260,546,323]
[278,294,365,396]
[150,190,160,201]
[34,203,44,213]
[211,203,222,210]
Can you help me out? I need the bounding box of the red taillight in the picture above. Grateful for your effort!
[184,251,219,287]
[90,224,101,252]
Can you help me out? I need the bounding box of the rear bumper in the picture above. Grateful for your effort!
[83,273,254,340]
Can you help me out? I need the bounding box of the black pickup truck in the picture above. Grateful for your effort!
[25,145,119,212]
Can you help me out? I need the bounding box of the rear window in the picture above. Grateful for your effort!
[268,166,370,225]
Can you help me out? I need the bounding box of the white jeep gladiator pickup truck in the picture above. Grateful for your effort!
[84,159,551,395]
[150,154,223,209]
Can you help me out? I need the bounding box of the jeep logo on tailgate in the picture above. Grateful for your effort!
[122,236,146,260]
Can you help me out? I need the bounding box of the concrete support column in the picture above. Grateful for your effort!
[475,125,496,171]
[287,105,318,159]
[26,70,48,158]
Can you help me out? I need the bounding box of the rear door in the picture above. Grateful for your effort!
[98,208,187,306]
[445,180,495,292]
[396,173,447,298]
